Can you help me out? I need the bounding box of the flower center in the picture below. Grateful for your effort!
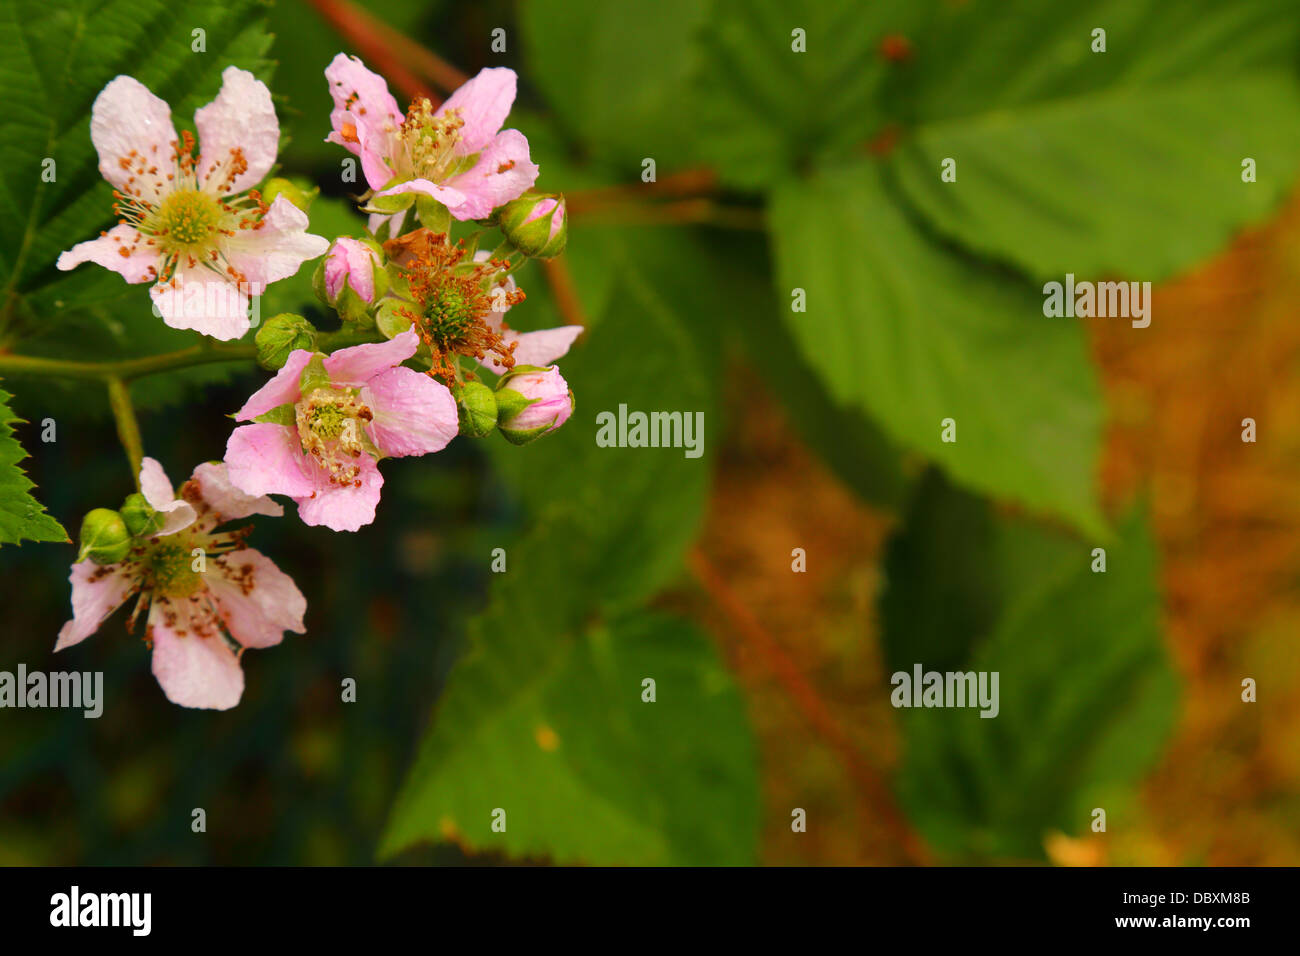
[154,188,222,251]
[145,538,204,598]
[296,387,374,486]
[382,229,525,381]
[394,101,477,183]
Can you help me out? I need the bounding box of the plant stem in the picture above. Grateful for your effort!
[0,343,257,383]
[106,377,143,489]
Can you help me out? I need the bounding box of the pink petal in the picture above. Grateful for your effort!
[234,349,312,421]
[325,54,402,163]
[438,67,517,154]
[195,66,280,196]
[367,209,406,235]
[90,76,178,199]
[150,267,253,341]
[207,548,306,649]
[56,225,159,283]
[190,461,284,522]
[224,423,318,499]
[323,327,419,386]
[374,178,467,210]
[442,129,538,220]
[480,326,584,375]
[223,196,330,289]
[293,454,384,532]
[139,456,197,535]
[148,600,244,710]
[361,366,457,457]
[55,560,138,651]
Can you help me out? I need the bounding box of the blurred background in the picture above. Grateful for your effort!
[1,0,1298,865]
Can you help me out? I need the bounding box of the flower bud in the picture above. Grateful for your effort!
[262,177,318,214]
[324,238,384,304]
[120,492,163,537]
[497,193,567,258]
[455,381,498,438]
[497,365,573,444]
[256,313,318,370]
[77,508,131,565]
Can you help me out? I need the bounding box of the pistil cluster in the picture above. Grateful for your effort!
[384,229,525,380]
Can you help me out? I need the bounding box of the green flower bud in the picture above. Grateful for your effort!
[256,313,318,370]
[455,381,498,438]
[262,177,318,213]
[77,508,131,565]
[120,492,163,537]
[497,193,567,259]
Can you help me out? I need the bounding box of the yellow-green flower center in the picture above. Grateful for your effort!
[146,538,204,598]
[155,188,222,251]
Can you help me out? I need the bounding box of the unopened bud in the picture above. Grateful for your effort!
[455,381,498,438]
[120,493,163,537]
[497,193,567,258]
[256,314,318,370]
[262,177,318,214]
[497,365,573,444]
[77,508,131,565]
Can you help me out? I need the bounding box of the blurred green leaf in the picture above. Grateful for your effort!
[771,160,1104,533]
[0,386,66,545]
[384,290,759,864]
[382,605,758,865]
[879,470,1000,675]
[520,0,711,170]
[690,0,919,188]
[889,0,1300,280]
[888,502,1179,861]
[486,272,713,611]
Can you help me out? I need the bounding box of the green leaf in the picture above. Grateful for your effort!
[690,0,917,188]
[888,503,1179,861]
[0,0,274,326]
[888,0,1300,280]
[879,470,1000,676]
[383,263,759,864]
[382,605,758,865]
[0,386,67,545]
[487,273,714,612]
[520,0,712,170]
[771,160,1104,533]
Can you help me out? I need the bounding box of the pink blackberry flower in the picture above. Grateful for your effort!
[57,67,329,340]
[56,458,305,711]
[224,328,458,532]
[325,54,538,221]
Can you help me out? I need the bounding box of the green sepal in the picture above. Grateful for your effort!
[375,298,415,339]
[299,354,331,394]
[365,190,416,215]
[253,403,297,427]
[415,194,451,234]
[493,387,537,422]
